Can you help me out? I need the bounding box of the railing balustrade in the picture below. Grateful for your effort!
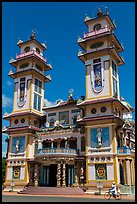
[84,27,111,39]
[117,147,131,154]
[16,50,46,63]
[36,147,77,156]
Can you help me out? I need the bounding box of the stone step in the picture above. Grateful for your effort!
[18,186,85,195]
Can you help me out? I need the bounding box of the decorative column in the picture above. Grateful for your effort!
[131,160,135,186]
[34,163,39,186]
[125,159,131,186]
[74,162,78,186]
[56,161,61,187]
[123,134,127,147]
[68,166,71,187]
[62,162,66,187]
[123,160,127,185]
[29,163,34,186]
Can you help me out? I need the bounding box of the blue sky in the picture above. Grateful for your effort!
[2,2,135,157]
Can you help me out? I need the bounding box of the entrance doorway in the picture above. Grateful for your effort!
[49,164,57,187]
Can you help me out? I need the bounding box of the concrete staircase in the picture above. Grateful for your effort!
[18,186,85,195]
[3,186,24,192]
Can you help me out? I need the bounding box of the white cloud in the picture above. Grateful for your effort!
[2,94,12,108]
[44,99,64,107]
[2,151,6,157]
[2,133,8,137]
[7,80,12,87]
[44,99,56,107]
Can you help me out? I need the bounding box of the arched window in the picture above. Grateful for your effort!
[36,47,40,54]
[73,115,77,124]
[42,140,50,148]
[69,138,77,149]
[93,23,101,31]
[49,118,54,127]
[81,136,85,152]
[24,46,30,53]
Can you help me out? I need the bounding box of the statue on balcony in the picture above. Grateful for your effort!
[16,137,20,153]
[46,121,49,128]
[96,128,102,147]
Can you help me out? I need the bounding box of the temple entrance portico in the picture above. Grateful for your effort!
[33,156,77,188]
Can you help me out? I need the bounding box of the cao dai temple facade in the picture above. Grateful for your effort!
[3,8,135,193]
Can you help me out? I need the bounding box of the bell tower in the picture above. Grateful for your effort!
[3,32,52,187]
[78,7,124,100]
[77,8,129,189]
[9,32,51,114]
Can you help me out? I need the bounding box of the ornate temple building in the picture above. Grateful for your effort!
[3,8,135,192]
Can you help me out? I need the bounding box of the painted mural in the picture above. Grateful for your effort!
[13,166,20,179]
[91,127,109,148]
[95,164,107,180]
[11,136,25,153]
[93,63,103,92]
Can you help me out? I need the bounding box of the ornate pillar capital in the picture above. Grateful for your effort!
[62,162,66,187]
[56,161,61,188]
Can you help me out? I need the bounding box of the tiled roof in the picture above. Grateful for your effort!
[77,97,130,112]
[77,114,124,123]
[3,111,43,119]
[2,125,40,133]
[43,100,77,110]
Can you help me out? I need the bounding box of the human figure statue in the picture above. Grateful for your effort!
[54,120,59,126]
[46,121,49,128]
[96,128,102,147]
[16,137,20,152]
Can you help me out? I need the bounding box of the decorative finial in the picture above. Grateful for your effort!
[105,7,108,14]
[69,89,73,97]
[84,14,91,22]
[121,96,125,101]
[3,112,8,117]
[30,31,35,40]
[97,7,103,17]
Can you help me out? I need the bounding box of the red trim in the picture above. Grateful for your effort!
[16,50,46,63]
[5,125,40,132]
[77,115,123,122]
[3,111,43,119]
[77,97,115,106]
[77,98,129,112]
[84,26,111,39]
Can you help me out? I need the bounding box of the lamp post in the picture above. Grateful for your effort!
[10,179,15,192]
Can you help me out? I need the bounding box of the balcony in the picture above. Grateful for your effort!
[16,50,46,63]
[84,26,111,39]
[36,147,77,157]
[117,147,131,154]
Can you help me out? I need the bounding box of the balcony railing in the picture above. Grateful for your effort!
[117,147,131,154]
[84,27,111,39]
[16,50,46,63]
[36,147,77,156]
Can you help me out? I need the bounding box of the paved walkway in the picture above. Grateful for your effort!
[2,191,135,201]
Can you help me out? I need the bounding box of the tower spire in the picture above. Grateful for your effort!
[30,31,35,40]
[97,7,103,17]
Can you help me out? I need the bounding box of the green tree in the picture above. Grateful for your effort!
[2,157,6,185]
